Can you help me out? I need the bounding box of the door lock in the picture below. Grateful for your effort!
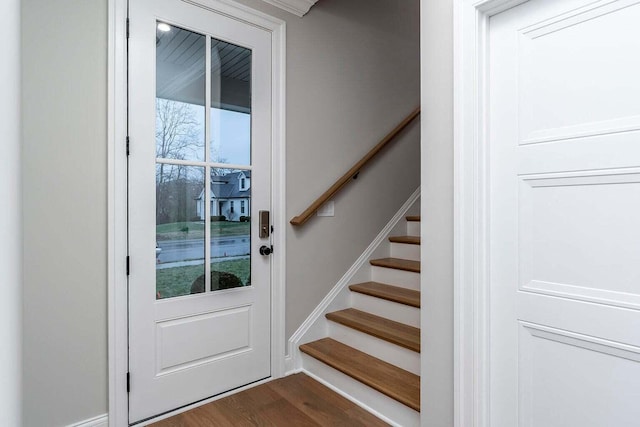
[259,210,270,238]
[259,245,272,256]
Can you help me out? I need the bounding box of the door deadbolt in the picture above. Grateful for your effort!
[259,245,272,256]
[259,210,270,238]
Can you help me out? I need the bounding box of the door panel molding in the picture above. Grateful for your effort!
[517,1,640,145]
[455,1,640,426]
[518,169,640,310]
[520,0,640,39]
[518,321,640,427]
[107,0,285,425]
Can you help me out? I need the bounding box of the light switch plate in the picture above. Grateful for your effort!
[317,201,335,217]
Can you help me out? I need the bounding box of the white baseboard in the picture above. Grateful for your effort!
[67,414,108,427]
[284,354,296,374]
[287,187,421,370]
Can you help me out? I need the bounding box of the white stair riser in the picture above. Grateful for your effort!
[328,322,420,375]
[371,266,420,290]
[406,221,420,236]
[350,292,420,328]
[301,355,420,427]
[390,242,420,262]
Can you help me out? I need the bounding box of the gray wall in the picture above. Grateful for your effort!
[233,0,421,340]
[22,1,108,425]
[1,0,22,425]
[421,0,454,425]
[20,0,420,425]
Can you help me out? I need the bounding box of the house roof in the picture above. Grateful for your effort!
[210,171,250,199]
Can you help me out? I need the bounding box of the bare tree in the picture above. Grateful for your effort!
[210,147,232,176]
[155,98,203,223]
[156,98,202,160]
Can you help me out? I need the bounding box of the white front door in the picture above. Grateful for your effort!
[127,0,272,422]
[489,0,640,425]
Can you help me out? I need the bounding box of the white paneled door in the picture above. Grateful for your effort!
[127,0,272,422]
[488,0,640,425]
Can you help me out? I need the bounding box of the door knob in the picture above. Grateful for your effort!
[259,245,272,256]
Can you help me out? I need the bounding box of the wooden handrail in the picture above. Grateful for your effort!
[290,107,421,226]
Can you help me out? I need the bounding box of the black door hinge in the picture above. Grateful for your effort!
[126,136,130,156]
[126,256,130,276]
[126,18,130,39]
[126,372,131,393]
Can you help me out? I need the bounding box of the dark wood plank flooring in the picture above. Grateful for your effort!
[151,373,388,426]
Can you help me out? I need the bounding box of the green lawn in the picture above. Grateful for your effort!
[156,258,250,299]
[156,221,250,241]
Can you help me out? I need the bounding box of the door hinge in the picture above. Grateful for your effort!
[126,372,131,393]
[126,136,130,156]
[126,256,130,276]
[126,18,130,39]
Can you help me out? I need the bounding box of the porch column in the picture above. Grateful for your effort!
[0,0,22,424]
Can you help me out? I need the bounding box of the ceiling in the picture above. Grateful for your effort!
[156,27,251,82]
[156,24,251,111]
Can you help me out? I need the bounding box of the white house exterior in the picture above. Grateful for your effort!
[196,170,251,221]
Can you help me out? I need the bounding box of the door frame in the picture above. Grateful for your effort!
[107,0,286,425]
[453,1,529,426]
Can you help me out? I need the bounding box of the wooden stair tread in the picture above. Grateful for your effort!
[389,235,420,245]
[349,282,420,308]
[326,308,420,352]
[406,215,420,222]
[300,338,420,412]
[370,257,420,273]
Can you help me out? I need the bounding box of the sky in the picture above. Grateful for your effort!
[210,107,251,166]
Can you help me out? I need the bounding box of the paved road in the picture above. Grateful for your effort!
[157,235,250,263]
[156,255,249,270]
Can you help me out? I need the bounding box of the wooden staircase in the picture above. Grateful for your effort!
[300,215,421,425]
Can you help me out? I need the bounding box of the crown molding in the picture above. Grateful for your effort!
[261,0,317,17]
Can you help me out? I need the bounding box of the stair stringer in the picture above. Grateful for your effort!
[286,186,420,374]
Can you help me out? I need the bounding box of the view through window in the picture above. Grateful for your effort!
[155,22,252,299]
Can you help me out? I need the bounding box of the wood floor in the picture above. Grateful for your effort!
[151,373,389,426]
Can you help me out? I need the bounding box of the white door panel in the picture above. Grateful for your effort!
[517,293,640,345]
[518,322,640,427]
[489,0,640,425]
[128,0,272,422]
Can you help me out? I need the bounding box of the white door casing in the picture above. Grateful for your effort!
[455,0,640,426]
[126,0,284,422]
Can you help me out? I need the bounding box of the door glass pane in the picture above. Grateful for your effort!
[156,23,205,162]
[155,27,253,298]
[210,39,251,165]
[208,169,251,291]
[156,164,205,299]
